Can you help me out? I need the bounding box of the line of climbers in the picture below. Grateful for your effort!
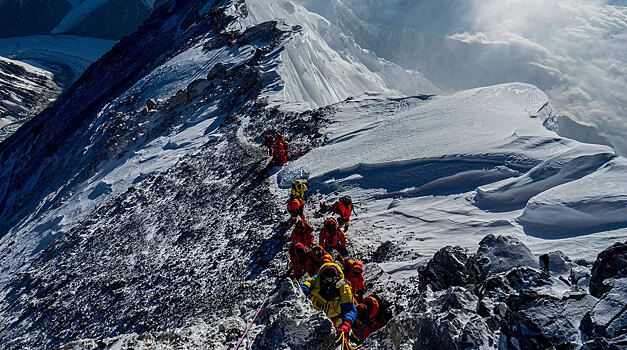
[262,132,390,347]
[264,132,306,168]
[279,175,389,347]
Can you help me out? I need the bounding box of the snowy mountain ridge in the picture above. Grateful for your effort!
[0,0,625,349]
[0,56,61,142]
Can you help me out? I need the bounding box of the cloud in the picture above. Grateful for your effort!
[307,0,626,154]
[457,0,627,154]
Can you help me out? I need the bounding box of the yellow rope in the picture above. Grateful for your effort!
[335,331,364,350]
[335,332,344,344]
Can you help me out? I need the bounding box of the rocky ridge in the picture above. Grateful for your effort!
[0,57,62,142]
[365,236,627,350]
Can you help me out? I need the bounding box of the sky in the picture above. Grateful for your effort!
[450,0,627,155]
[331,0,626,155]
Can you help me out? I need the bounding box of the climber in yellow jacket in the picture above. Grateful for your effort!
[300,262,357,337]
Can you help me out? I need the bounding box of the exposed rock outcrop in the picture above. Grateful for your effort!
[366,236,622,350]
[589,241,627,298]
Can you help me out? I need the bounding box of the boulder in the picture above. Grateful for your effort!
[187,79,211,99]
[169,90,189,107]
[540,250,577,278]
[145,98,157,110]
[502,291,597,350]
[469,235,539,277]
[581,277,627,347]
[570,265,592,290]
[366,285,497,350]
[590,241,627,298]
[207,62,227,80]
[418,245,471,291]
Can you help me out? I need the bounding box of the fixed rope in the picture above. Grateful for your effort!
[336,332,363,350]
[233,297,268,350]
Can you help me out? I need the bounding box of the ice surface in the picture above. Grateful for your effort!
[0,35,115,85]
[275,83,626,266]
[519,157,627,237]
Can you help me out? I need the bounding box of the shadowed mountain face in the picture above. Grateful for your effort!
[0,0,166,40]
[0,0,72,38]
[58,0,152,40]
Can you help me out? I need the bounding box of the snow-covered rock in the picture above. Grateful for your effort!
[417,245,471,292]
[0,56,61,142]
[471,235,540,276]
[368,236,615,350]
[581,277,627,349]
[589,241,627,298]
[539,250,577,278]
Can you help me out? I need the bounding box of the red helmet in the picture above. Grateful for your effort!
[292,242,308,260]
[324,218,338,232]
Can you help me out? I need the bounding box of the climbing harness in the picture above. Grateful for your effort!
[233,297,268,350]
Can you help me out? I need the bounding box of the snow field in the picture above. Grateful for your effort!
[275,84,626,281]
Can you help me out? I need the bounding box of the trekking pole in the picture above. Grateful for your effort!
[234,297,268,350]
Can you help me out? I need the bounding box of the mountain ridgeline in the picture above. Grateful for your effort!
[0,0,167,40]
[0,0,625,349]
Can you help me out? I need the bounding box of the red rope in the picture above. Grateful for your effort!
[233,297,268,350]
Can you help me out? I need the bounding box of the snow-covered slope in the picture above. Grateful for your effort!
[0,0,434,291]
[0,56,61,142]
[0,0,624,349]
[293,0,627,157]
[0,35,116,88]
[279,84,626,260]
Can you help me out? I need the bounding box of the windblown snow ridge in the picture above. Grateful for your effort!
[279,84,626,240]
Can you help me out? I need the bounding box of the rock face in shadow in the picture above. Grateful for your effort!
[0,0,165,40]
[418,245,471,292]
[581,241,627,350]
[366,235,625,350]
[0,57,62,143]
[0,0,71,38]
[58,0,154,40]
[589,241,627,298]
